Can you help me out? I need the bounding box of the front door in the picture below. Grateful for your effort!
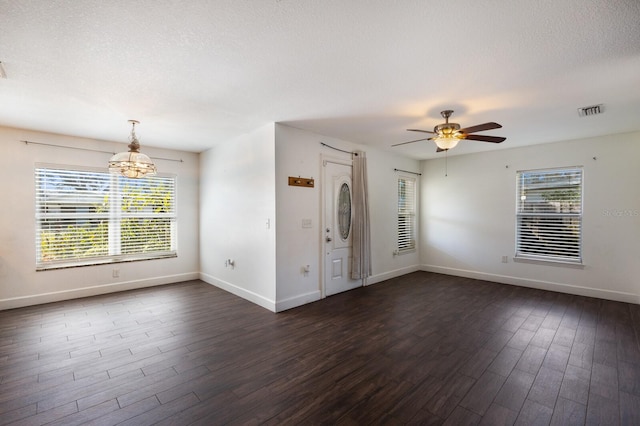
[323,159,362,296]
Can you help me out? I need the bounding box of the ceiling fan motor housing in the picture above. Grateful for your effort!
[435,110,460,136]
[434,122,461,135]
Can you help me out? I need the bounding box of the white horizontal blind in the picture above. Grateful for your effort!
[398,176,416,252]
[516,167,582,263]
[118,176,176,257]
[36,166,176,270]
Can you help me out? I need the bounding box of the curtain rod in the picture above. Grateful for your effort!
[21,140,184,163]
[394,168,422,176]
[320,142,353,155]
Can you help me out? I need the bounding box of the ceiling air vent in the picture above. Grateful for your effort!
[577,104,603,117]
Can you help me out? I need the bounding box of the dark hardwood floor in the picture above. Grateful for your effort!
[1,272,640,425]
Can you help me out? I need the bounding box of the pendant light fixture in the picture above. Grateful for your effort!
[108,120,157,178]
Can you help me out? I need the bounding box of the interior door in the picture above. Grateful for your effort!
[323,160,362,296]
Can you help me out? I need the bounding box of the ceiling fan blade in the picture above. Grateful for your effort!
[458,122,502,134]
[464,134,506,143]
[407,128,436,134]
[436,147,446,153]
[391,136,433,147]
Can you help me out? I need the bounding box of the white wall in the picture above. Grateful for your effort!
[273,124,325,311]
[199,124,277,311]
[5,122,635,312]
[366,146,422,282]
[0,121,421,313]
[420,131,640,303]
[274,124,421,311]
[0,126,200,310]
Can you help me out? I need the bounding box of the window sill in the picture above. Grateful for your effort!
[513,256,584,269]
[36,253,177,271]
[394,248,416,256]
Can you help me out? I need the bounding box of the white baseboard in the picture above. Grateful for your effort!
[5,265,635,312]
[199,273,276,312]
[275,290,322,312]
[0,272,200,311]
[366,265,421,286]
[421,264,639,304]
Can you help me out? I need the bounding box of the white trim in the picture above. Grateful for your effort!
[322,154,353,168]
[421,264,639,304]
[275,290,322,312]
[366,265,421,286]
[0,272,199,311]
[395,248,417,256]
[199,272,276,312]
[513,256,585,269]
[4,266,636,312]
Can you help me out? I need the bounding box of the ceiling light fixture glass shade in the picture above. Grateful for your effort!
[108,120,157,178]
[433,115,462,151]
[434,135,460,150]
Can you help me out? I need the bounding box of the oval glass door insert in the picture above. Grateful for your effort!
[338,182,351,240]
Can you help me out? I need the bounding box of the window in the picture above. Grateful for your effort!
[35,166,176,270]
[338,182,351,240]
[398,176,416,252]
[516,167,583,263]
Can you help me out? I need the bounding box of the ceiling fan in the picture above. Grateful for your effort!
[393,110,506,152]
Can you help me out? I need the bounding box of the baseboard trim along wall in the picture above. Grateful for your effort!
[275,290,322,312]
[199,272,276,312]
[366,265,422,286]
[0,272,200,311]
[422,264,639,305]
[4,266,635,312]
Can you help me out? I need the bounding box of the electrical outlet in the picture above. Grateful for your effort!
[112,268,120,278]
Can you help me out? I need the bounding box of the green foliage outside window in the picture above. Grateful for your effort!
[39,221,108,262]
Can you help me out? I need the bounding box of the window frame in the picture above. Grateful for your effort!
[35,164,177,270]
[397,174,417,253]
[515,166,583,264]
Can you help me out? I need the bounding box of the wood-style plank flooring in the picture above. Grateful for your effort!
[1,272,640,425]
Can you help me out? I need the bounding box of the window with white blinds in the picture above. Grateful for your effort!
[516,167,583,263]
[398,176,417,252]
[35,166,176,270]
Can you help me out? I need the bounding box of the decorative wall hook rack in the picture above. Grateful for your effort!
[288,176,315,188]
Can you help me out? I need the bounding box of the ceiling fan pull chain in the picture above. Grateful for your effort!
[445,150,448,177]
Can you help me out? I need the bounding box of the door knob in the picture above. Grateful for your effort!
[326,237,332,242]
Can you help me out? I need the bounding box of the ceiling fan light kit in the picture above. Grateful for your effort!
[434,135,460,150]
[108,120,157,178]
[433,110,461,150]
[393,109,506,152]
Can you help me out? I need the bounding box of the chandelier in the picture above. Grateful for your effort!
[108,120,157,178]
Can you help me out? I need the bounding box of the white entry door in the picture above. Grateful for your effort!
[323,160,362,296]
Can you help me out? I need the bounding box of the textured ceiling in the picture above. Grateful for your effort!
[1,0,639,159]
